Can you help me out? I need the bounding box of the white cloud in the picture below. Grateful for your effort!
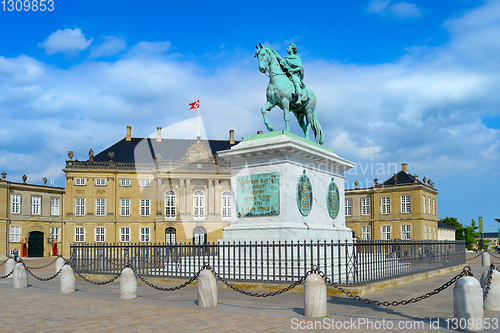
[367,0,421,19]
[130,41,171,54]
[38,28,93,55]
[89,36,126,58]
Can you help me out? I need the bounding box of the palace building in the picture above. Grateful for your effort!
[345,163,439,240]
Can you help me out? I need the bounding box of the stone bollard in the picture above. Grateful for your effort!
[55,257,65,275]
[13,263,28,289]
[5,258,15,279]
[120,267,137,300]
[482,252,490,267]
[480,268,500,311]
[60,264,76,294]
[304,273,327,318]
[454,276,483,331]
[197,269,217,307]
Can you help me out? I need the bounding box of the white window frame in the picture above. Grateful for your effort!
[193,226,207,245]
[165,190,176,218]
[193,190,205,219]
[221,191,232,220]
[95,227,105,242]
[120,227,130,242]
[361,198,370,216]
[140,179,150,187]
[165,227,176,244]
[401,224,411,240]
[345,199,352,216]
[75,178,86,186]
[400,195,411,214]
[140,199,150,216]
[75,227,85,242]
[96,178,106,186]
[432,198,436,215]
[75,198,85,216]
[96,198,106,216]
[423,195,426,214]
[51,197,60,216]
[429,225,432,240]
[140,227,150,242]
[10,225,21,242]
[428,196,431,216]
[381,225,391,240]
[50,227,60,242]
[31,196,41,215]
[361,225,371,240]
[120,179,130,187]
[381,196,391,215]
[433,225,436,240]
[120,199,130,216]
[424,224,427,240]
[10,194,20,214]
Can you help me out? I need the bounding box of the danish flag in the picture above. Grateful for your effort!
[189,100,200,110]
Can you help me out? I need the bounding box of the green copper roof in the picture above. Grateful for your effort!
[242,131,335,154]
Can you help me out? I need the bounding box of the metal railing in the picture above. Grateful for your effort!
[70,239,465,286]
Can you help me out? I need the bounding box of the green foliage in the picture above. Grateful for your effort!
[439,216,462,229]
[453,218,479,245]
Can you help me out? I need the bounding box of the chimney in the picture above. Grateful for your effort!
[257,131,263,135]
[126,126,132,141]
[229,130,235,144]
[401,163,408,173]
[157,127,162,142]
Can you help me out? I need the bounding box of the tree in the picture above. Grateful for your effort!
[439,216,462,229]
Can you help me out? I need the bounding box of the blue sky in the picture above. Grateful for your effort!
[1,0,499,232]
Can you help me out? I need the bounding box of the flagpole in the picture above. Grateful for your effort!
[197,99,200,138]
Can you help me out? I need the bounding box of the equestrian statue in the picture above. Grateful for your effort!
[255,43,324,145]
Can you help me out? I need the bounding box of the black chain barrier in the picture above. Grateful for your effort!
[466,252,484,261]
[483,262,495,301]
[319,266,473,307]
[131,264,202,292]
[21,261,63,282]
[71,260,122,285]
[0,257,11,268]
[0,269,14,279]
[488,251,500,261]
[25,257,59,270]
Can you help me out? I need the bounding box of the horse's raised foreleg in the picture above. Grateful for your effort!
[261,100,275,132]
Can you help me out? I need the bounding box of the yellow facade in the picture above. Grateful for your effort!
[346,163,439,240]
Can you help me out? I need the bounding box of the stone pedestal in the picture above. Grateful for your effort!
[482,252,490,267]
[454,276,483,331]
[55,257,65,275]
[197,269,217,307]
[60,265,76,293]
[304,273,327,317]
[5,258,15,279]
[481,269,500,311]
[120,267,137,299]
[218,132,355,242]
[13,263,27,289]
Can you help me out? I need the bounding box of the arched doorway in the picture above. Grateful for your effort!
[165,227,177,262]
[28,231,44,257]
[193,226,208,255]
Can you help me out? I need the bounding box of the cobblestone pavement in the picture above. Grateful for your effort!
[0,253,498,332]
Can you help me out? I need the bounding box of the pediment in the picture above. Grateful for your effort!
[181,137,215,163]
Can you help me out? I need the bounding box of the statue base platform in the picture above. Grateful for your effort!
[218,131,355,242]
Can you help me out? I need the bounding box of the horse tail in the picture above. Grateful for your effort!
[311,107,324,145]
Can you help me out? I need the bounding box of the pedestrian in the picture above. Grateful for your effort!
[13,248,19,262]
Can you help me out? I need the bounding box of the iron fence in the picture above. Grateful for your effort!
[70,239,465,286]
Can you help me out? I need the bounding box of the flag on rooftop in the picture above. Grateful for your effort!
[189,100,200,110]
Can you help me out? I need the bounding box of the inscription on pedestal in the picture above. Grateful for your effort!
[236,172,279,217]
[327,177,340,219]
[297,170,312,216]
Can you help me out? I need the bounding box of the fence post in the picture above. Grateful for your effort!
[197,268,217,307]
[120,267,137,299]
[55,257,65,275]
[482,252,490,267]
[481,268,500,311]
[5,258,15,279]
[304,273,327,317]
[454,276,483,331]
[13,263,28,288]
[60,264,76,293]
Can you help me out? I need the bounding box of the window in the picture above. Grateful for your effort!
[75,178,86,186]
[361,225,371,240]
[165,190,176,218]
[401,224,411,240]
[432,198,436,215]
[75,198,85,216]
[96,178,106,186]
[51,197,60,216]
[221,191,232,219]
[120,199,130,216]
[428,196,431,215]
[165,227,176,244]
[140,227,150,242]
[51,227,60,242]
[193,190,205,219]
[32,196,41,215]
[345,199,352,216]
[400,195,411,214]
[140,199,150,216]
[423,195,426,214]
[381,225,391,240]
[429,225,432,240]
[433,225,436,240]
[361,198,370,216]
[381,197,391,214]
[75,227,85,242]
[120,227,130,242]
[95,227,105,242]
[424,224,427,240]
[10,194,20,214]
[120,179,130,187]
[10,226,21,242]
[140,179,150,187]
[96,198,106,216]
[193,226,207,245]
